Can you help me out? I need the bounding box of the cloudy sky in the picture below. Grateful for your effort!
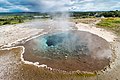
[0,0,120,12]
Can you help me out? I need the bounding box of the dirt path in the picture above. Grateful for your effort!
[76,22,116,42]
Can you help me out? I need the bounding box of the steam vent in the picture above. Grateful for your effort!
[22,30,112,72]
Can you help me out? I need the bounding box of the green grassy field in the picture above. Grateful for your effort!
[97,18,120,35]
[0,16,33,26]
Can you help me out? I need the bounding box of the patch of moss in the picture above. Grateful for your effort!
[97,18,120,35]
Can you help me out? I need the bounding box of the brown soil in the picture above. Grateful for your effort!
[0,47,97,80]
[23,51,109,72]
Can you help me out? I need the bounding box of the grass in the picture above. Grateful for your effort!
[0,16,33,26]
[97,18,120,35]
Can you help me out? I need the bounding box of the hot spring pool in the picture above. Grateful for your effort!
[21,30,112,72]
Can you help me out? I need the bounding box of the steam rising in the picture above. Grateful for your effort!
[30,31,112,59]
[30,0,113,59]
[37,0,74,30]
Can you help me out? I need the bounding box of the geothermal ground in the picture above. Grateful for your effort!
[0,19,119,80]
[21,30,111,72]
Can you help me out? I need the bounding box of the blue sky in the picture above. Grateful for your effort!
[0,0,120,12]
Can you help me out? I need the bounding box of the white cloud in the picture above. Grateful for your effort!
[0,0,120,12]
[80,0,95,3]
[112,2,120,10]
[70,0,120,11]
[36,0,71,12]
[83,0,94,2]
[0,0,12,5]
[0,0,30,12]
[11,5,30,11]
[0,7,9,12]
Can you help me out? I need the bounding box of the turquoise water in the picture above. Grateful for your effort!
[21,30,111,71]
[23,30,111,60]
[33,31,89,59]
